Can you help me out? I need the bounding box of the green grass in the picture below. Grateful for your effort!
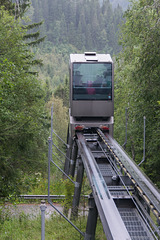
[20,171,65,196]
[0,171,107,239]
[0,211,106,240]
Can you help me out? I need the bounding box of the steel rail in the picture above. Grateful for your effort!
[79,130,159,239]
[77,132,131,240]
[97,129,160,221]
[97,138,159,239]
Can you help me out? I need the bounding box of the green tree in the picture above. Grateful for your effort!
[0,9,48,198]
[0,0,45,50]
[0,0,14,13]
[0,0,30,19]
[115,0,160,186]
[54,76,69,108]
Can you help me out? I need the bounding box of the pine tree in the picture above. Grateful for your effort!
[0,0,45,58]
[0,9,48,198]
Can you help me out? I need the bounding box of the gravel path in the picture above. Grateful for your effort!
[1,203,63,219]
[1,203,88,219]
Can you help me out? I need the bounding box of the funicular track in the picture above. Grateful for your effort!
[71,128,160,240]
[48,52,159,239]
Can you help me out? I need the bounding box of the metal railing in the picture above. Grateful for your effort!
[47,104,85,238]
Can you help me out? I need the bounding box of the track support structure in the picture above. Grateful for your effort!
[64,135,73,177]
[69,140,78,177]
[71,157,84,219]
[84,194,98,240]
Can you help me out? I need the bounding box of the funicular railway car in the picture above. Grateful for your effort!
[69,52,114,137]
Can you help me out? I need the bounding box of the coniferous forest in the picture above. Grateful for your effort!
[0,0,160,204]
[31,0,123,54]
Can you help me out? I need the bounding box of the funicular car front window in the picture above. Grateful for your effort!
[73,63,112,100]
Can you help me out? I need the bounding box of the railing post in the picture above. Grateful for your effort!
[138,116,146,166]
[123,107,128,149]
[143,116,146,162]
[40,200,47,240]
[48,137,52,200]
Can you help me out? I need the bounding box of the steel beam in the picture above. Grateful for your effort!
[71,157,84,219]
[69,140,78,177]
[64,135,73,177]
[84,194,98,240]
